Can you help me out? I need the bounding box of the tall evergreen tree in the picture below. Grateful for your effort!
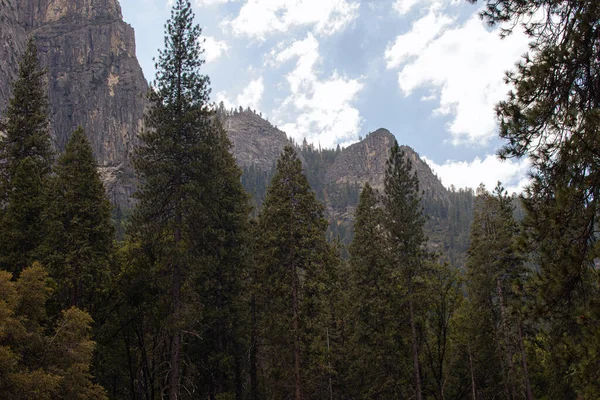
[472,1,600,395]
[129,1,250,398]
[346,183,409,398]
[462,183,530,399]
[40,127,114,313]
[131,1,211,397]
[0,37,53,273]
[186,121,251,400]
[254,146,336,400]
[383,142,430,400]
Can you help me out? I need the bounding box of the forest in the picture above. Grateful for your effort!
[0,0,598,399]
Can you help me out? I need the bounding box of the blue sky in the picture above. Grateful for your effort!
[119,0,532,192]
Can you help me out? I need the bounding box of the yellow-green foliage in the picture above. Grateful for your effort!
[0,263,107,399]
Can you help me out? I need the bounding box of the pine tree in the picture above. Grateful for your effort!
[0,37,53,273]
[40,127,114,313]
[131,2,211,397]
[462,183,531,399]
[130,1,250,398]
[346,183,408,398]
[254,146,335,400]
[472,1,600,395]
[383,141,430,400]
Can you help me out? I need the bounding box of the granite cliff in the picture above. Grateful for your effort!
[0,0,147,205]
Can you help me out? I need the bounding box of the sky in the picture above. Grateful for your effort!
[119,0,533,193]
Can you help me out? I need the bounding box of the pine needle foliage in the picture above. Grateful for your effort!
[0,37,53,273]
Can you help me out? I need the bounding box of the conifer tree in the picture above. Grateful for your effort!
[131,1,212,396]
[346,183,408,398]
[383,142,430,400]
[186,121,251,399]
[0,37,53,273]
[40,127,114,312]
[472,1,600,395]
[254,145,335,400]
[462,183,531,399]
[130,1,250,398]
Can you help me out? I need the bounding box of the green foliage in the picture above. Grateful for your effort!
[461,183,532,399]
[473,1,600,397]
[0,38,53,274]
[40,127,115,312]
[346,183,411,398]
[254,145,338,399]
[344,145,465,400]
[125,1,251,398]
[0,263,106,399]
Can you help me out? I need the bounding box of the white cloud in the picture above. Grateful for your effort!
[268,34,364,148]
[222,0,359,40]
[386,9,529,145]
[424,154,531,194]
[392,0,457,16]
[385,11,453,67]
[237,77,264,111]
[202,36,229,63]
[393,0,429,15]
[215,77,264,111]
[195,0,236,5]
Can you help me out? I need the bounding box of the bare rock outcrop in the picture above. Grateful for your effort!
[327,128,448,201]
[0,0,148,206]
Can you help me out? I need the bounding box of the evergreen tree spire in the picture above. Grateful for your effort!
[255,145,335,400]
[383,141,428,400]
[0,37,53,273]
[130,1,250,398]
[41,127,114,312]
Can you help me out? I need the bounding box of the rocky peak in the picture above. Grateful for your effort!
[222,109,293,171]
[326,127,447,201]
[0,0,148,206]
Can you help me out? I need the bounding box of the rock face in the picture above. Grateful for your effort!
[0,0,148,206]
[222,110,294,171]
[327,128,448,200]
[0,0,27,113]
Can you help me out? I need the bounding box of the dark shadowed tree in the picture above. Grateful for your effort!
[41,127,114,313]
[254,146,337,400]
[0,38,53,273]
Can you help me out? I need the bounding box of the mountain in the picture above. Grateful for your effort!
[220,106,293,171]
[327,128,447,199]
[0,0,147,206]
[0,0,473,265]
[223,110,472,266]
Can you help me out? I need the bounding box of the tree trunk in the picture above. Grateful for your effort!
[250,293,258,400]
[169,217,183,400]
[518,323,534,400]
[468,346,477,400]
[409,283,422,400]
[215,267,224,397]
[293,270,302,400]
[496,277,516,399]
